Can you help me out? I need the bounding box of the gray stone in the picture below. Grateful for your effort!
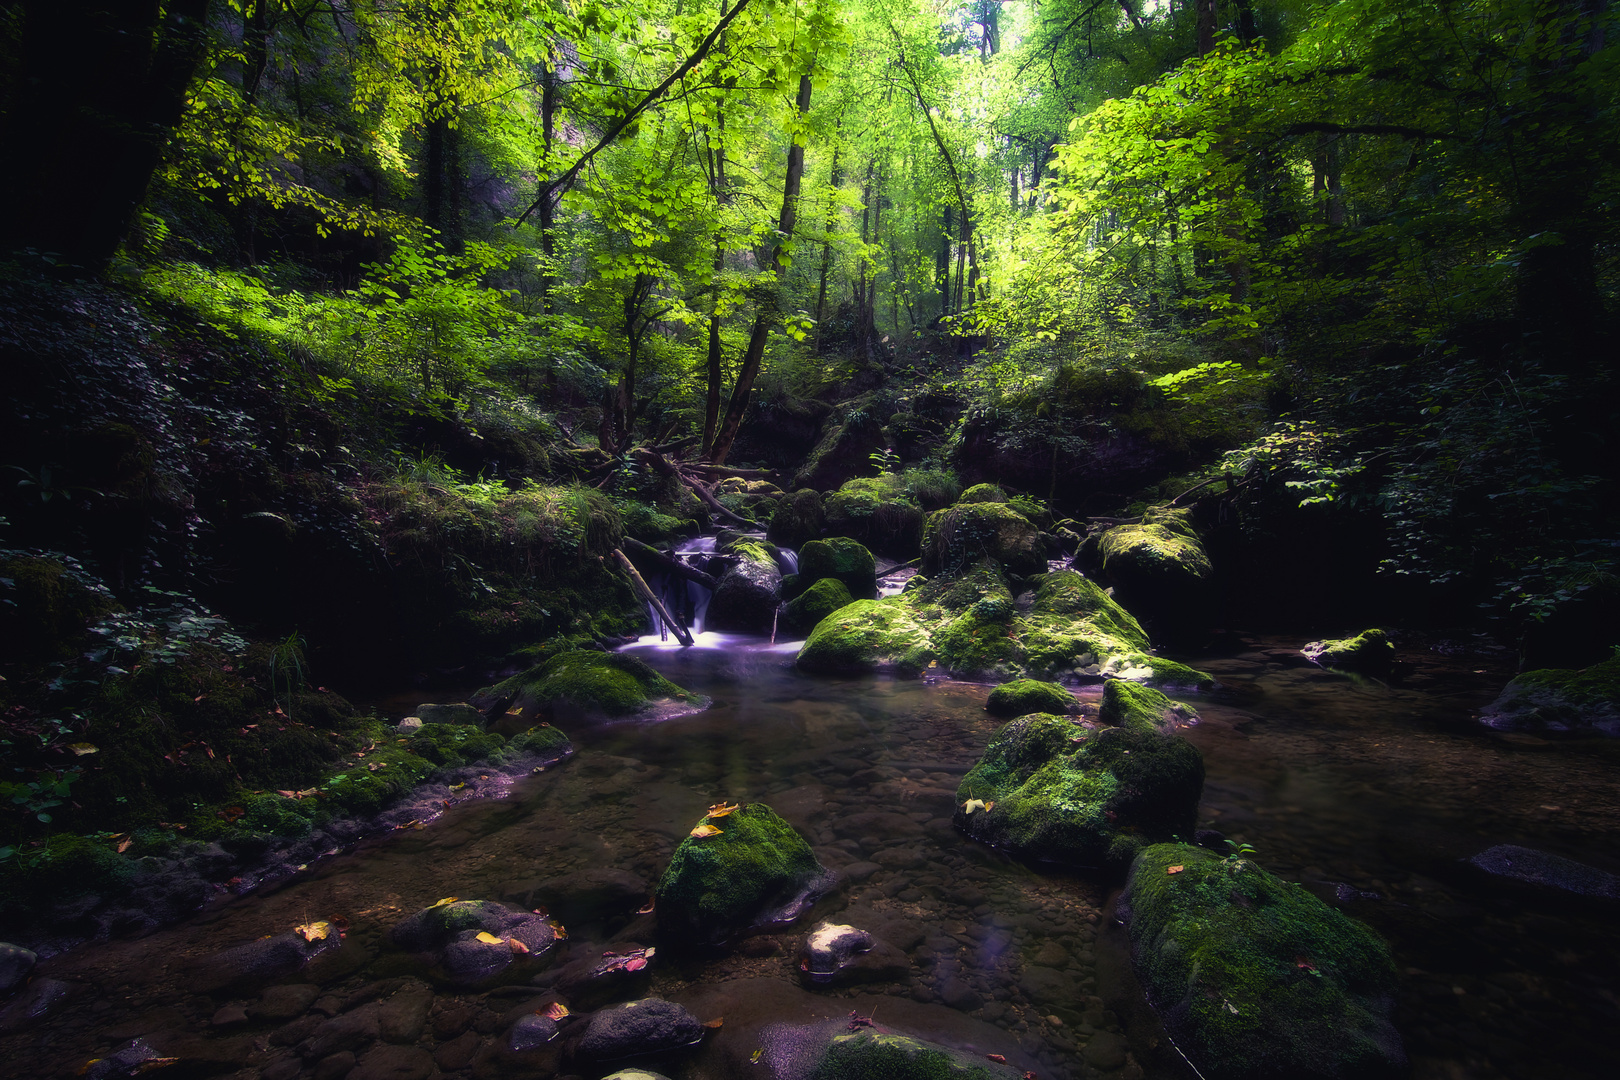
[1083,1031,1129,1071]
[506,1012,559,1052]
[577,998,703,1063]
[252,983,322,1021]
[349,1043,436,1080]
[415,702,486,725]
[0,943,36,994]
[800,923,874,984]
[396,717,423,734]
[377,982,434,1043]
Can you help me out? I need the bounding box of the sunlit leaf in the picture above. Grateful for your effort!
[475,931,504,944]
[431,896,459,908]
[543,1001,569,1020]
[690,822,724,838]
[706,801,740,818]
[295,921,332,942]
[67,743,98,756]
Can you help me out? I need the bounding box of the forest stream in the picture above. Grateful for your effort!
[2,617,1616,1080]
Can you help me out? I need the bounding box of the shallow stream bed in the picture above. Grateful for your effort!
[3,632,1617,1080]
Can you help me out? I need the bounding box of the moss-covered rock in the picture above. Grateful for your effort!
[796,598,937,675]
[1088,506,1214,638]
[1302,629,1395,676]
[0,554,117,661]
[797,537,878,600]
[1121,843,1404,1080]
[1006,495,1053,530]
[784,578,855,637]
[808,1029,1017,1080]
[986,680,1075,718]
[707,540,783,634]
[655,803,836,948]
[822,477,925,558]
[958,483,1008,504]
[768,489,825,550]
[793,407,888,491]
[921,503,1046,578]
[473,651,703,723]
[1478,653,1620,736]
[954,681,1204,867]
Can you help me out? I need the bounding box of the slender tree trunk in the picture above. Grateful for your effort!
[708,72,814,466]
[425,113,447,233]
[701,35,731,457]
[1197,0,1217,57]
[938,204,953,317]
[813,142,843,353]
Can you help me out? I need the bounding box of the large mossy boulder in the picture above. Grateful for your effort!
[1120,843,1404,1080]
[793,407,888,491]
[1087,506,1214,637]
[957,483,1008,504]
[797,538,877,600]
[822,477,925,557]
[1302,628,1396,676]
[795,598,936,674]
[954,681,1204,867]
[783,578,855,637]
[922,503,1046,578]
[768,489,826,550]
[986,679,1074,718]
[707,541,784,634]
[1478,653,1620,736]
[807,1029,1019,1080]
[655,803,836,949]
[473,651,702,723]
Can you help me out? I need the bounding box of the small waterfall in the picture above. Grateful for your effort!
[630,533,795,644]
[775,548,799,575]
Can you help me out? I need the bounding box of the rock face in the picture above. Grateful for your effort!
[194,928,345,994]
[1464,844,1620,906]
[575,998,704,1064]
[1302,628,1396,676]
[798,565,1212,686]
[985,679,1075,718]
[0,943,36,994]
[708,543,785,634]
[922,503,1046,578]
[798,538,878,600]
[656,803,837,949]
[413,702,486,725]
[1120,842,1405,1080]
[821,477,927,557]
[472,651,704,723]
[1084,506,1213,638]
[1478,654,1620,736]
[784,578,855,636]
[769,489,826,550]
[804,1029,1020,1080]
[954,681,1204,867]
[389,899,559,985]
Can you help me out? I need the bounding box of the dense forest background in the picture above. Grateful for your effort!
[0,1,1616,854]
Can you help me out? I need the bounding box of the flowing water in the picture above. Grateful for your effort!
[4,628,1618,1080]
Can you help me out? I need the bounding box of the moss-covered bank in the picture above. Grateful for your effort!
[473,650,706,725]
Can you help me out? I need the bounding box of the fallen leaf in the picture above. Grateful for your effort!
[67,743,98,756]
[543,1002,569,1021]
[1024,1073,1039,1080]
[1167,865,1185,875]
[295,921,332,942]
[637,899,655,914]
[750,1049,764,1064]
[219,806,246,822]
[690,822,723,838]
[549,920,569,940]
[624,956,647,971]
[508,937,530,953]
[116,838,133,853]
[431,896,459,908]
[703,1017,724,1029]
[962,799,986,815]
[984,800,995,812]
[988,1055,1007,1064]
[707,801,740,818]
[133,1058,181,1073]
[475,931,504,944]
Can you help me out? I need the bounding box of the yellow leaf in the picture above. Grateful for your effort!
[549,920,569,940]
[690,823,724,838]
[67,742,99,756]
[543,1001,569,1020]
[475,931,504,944]
[707,801,741,818]
[431,896,459,908]
[295,921,332,942]
[703,1016,724,1029]
[508,937,530,953]
[962,799,986,815]
[751,1049,765,1064]
[1167,865,1185,875]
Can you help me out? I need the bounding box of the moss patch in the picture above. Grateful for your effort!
[798,538,878,600]
[1479,653,1620,736]
[1303,629,1395,676]
[797,599,937,675]
[474,650,702,722]
[809,1030,1013,1080]
[822,477,926,558]
[921,503,1046,578]
[768,489,826,550]
[1122,843,1404,1080]
[655,802,827,947]
[785,578,856,637]
[986,680,1075,718]
[958,484,1008,504]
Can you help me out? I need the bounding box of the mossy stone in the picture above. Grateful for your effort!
[768,489,825,550]
[809,1029,1013,1080]
[1091,506,1214,638]
[958,483,1009,504]
[655,802,829,947]
[921,503,1045,578]
[475,650,698,721]
[798,538,878,599]
[1479,653,1620,736]
[822,477,925,558]
[785,578,856,636]
[986,680,1075,717]
[1121,843,1404,1080]
[955,682,1204,867]
[1303,629,1395,676]
[796,598,937,675]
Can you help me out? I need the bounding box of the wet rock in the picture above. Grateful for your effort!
[603,1070,673,1080]
[1463,844,1620,907]
[798,538,879,600]
[435,1031,483,1071]
[769,489,826,551]
[396,716,424,734]
[834,811,925,840]
[518,867,649,925]
[788,1027,1022,1080]
[986,679,1076,718]
[800,922,874,983]
[0,977,85,1032]
[548,945,656,1011]
[937,977,981,1011]
[211,1004,249,1028]
[415,701,486,725]
[794,407,888,492]
[923,502,1046,578]
[251,983,322,1021]
[193,929,344,995]
[506,1012,560,1051]
[708,545,784,635]
[1120,842,1404,1080]
[0,943,36,993]
[312,1051,356,1080]
[1302,628,1395,676]
[1018,965,1073,1006]
[656,803,839,949]
[575,998,703,1064]
[377,981,434,1042]
[388,899,557,985]
[784,577,856,636]
[1083,1030,1129,1071]
[1081,506,1214,641]
[349,1043,436,1080]
[954,681,1205,868]
[301,1001,382,1059]
[1478,654,1620,736]
[80,1039,165,1080]
[843,861,881,883]
[473,650,703,724]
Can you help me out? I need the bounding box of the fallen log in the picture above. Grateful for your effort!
[609,549,693,646]
[622,536,720,591]
[632,447,757,527]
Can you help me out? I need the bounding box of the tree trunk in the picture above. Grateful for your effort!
[1197,0,1217,57]
[813,142,842,353]
[708,72,814,466]
[0,0,213,272]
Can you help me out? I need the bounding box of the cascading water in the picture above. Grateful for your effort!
[631,532,794,649]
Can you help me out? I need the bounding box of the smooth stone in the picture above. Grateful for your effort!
[507,1012,560,1052]
[0,977,85,1033]
[312,1050,356,1080]
[576,998,703,1063]
[1465,844,1620,905]
[252,983,322,1021]
[938,977,981,1011]
[81,1040,165,1080]
[843,861,882,882]
[349,1043,436,1080]
[211,1005,250,1028]
[435,1031,483,1070]
[396,717,423,734]
[519,867,648,924]
[415,702,486,725]
[0,943,36,994]
[376,982,434,1043]
[1019,966,1074,1006]
[300,1001,382,1059]
[1084,1030,1129,1071]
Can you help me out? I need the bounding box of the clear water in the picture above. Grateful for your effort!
[5,633,1617,1080]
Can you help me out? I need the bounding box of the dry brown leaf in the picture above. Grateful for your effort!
[703,1017,724,1029]
[116,837,133,853]
[1167,865,1185,875]
[706,801,740,818]
[67,742,98,756]
[690,823,724,838]
[636,899,655,914]
[549,920,569,940]
[133,1059,181,1074]
[295,921,332,942]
